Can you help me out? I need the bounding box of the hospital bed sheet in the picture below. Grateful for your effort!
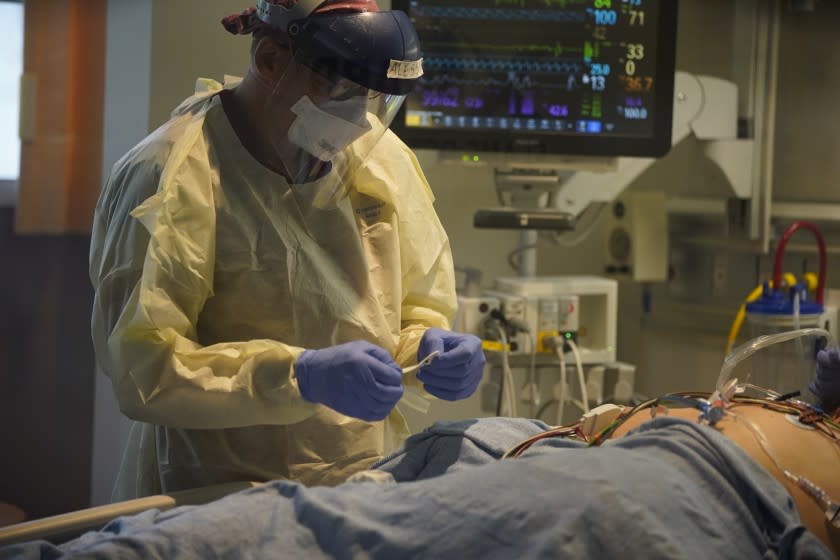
[1,417,832,559]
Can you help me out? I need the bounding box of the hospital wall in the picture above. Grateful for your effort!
[24,0,840,516]
[88,0,155,509]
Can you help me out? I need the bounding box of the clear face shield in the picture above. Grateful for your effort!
[262,52,407,185]
[255,9,422,192]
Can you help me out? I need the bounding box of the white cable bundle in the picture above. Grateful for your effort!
[496,326,517,417]
[567,339,590,414]
[554,345,567,425]
[552,337,590,425]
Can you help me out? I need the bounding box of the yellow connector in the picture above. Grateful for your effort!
[482,340,511,353]
[537,330,560,353]
[803,272,818,292]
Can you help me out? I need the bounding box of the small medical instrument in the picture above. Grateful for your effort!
[402,351,440,376]
[398,351,443,415]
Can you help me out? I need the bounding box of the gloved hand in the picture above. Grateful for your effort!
[809,347,840,413]
[416,328,485,401]
[296,340,404,422]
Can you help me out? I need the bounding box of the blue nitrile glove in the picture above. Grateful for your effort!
[809,348,840,413]
[416,328,486,401]
[296,341,404,422]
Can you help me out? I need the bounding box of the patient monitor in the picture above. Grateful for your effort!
[391,0,680,159]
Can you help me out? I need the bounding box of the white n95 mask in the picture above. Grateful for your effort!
[287,95,372,161]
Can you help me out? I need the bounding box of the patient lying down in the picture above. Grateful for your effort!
[3,394,838,559]
[612,398,840,556]
[498,387,840,556]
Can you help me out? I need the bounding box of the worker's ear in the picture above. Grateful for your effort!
[252,35,292,82]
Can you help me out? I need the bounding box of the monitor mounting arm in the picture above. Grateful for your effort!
[552,71,753,217]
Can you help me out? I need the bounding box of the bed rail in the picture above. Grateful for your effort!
[0,481,260,547]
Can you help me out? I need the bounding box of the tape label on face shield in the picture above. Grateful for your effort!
[387,58,424,79]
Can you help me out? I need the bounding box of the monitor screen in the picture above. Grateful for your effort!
[390,0,679,159]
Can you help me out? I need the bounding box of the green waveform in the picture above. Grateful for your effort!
[425,41,582,57]
[493,0,587,8]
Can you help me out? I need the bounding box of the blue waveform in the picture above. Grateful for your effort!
[419,74,573,91]
[413,5,587,23]
[417,84,570,119]
[423,57,583,75]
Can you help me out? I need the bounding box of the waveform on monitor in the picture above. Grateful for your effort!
[423,57,583,74]
[494,0,588,8]
[424,41,581,58]
[412,5,587,23]
[419,73,577,91]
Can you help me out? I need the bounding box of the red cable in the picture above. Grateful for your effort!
[772,221,827,304]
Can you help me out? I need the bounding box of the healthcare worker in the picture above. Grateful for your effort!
[811,348,840,413]
[90,0,485,501]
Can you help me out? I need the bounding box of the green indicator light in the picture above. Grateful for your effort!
[565,332,572,339]
[462,155,470,162]
[473,155,480,162]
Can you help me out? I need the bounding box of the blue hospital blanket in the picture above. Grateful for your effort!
[2,417,833,559]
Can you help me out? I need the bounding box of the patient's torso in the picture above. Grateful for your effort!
[612,404,840,554]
